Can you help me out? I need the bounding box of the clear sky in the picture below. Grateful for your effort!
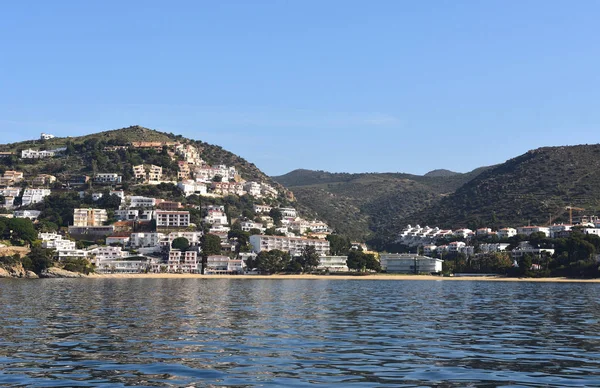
[1,1,599,176]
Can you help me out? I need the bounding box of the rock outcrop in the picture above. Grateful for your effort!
[40,267,86,278]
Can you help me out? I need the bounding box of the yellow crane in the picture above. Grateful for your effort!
[565,206,585,224]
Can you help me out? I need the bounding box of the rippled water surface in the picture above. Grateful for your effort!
[1,279,600,387]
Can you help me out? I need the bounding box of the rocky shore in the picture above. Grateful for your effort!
[0,263,38,279]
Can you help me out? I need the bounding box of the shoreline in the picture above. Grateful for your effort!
[83,273,600,282]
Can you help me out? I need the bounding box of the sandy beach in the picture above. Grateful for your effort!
[86,273,600,282]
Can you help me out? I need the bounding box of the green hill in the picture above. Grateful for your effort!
[406,145,600,229]
[0,125,279,188]
[273,167,491,242]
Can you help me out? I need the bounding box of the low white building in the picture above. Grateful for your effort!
[479,243,510,253]
[13,210,41,220]
[448,241,466,253]
[497,228,517,239]
[130,232,166,248]
[241,221,265,232]
[205,255,244,274]
[41,133,55,140]
[318,256,348,272]
[379,253,443,274]
[21,149,55,159]
[511,242,555,259]
[178,180,208,196]
[89,246,126,260]
[279,207,297,218]
[168,231,203,246]
[94,259,149,274]
[94,173,122,184]
[127,196,156,208]
[516,226,549,237]
[253,204,272,213]
[21,188,51,206]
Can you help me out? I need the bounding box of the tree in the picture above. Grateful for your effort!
[269,208,283,226]
[172,237,190,251]
[347,250,367,271]
[298,245,320,273]
[201,234,222,272]
[327,234,351,255]
[212,175,223,183]
[5,218,37,245]
[255,250,290,274]
[24,246,54,275]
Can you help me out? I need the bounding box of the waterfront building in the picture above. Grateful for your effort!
[249,235,330,256]
[379,253,443,274]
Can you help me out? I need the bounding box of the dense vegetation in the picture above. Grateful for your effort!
[0,125,285,190]
[408,145,600,229]
[273,167,490,245]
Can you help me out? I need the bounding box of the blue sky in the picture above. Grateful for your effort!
[1,1,599,176]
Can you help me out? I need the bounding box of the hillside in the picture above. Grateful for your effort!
[424,169,460,177]
[406,145,600,229]
[273,167,491,242]
[0,125,281,190]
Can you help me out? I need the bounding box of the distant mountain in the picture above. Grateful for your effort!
[406,145,600,229]
[273,167,491,242]
[424,169,460,177]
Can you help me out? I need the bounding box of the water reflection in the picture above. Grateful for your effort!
[0,279,599,386]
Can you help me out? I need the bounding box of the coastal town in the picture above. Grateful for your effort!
[1,131,600,278]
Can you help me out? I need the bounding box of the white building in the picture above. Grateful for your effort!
[168,231,203,246]
[497,228,517,239]
[423,245,437,255]
[511,242,555,259]
[379,253,443,274]
[178,180,208,196]
[130,232,166,248]
[318,256,348,272]
[94,259,149,274]
[453,229,474,239]
[244,182,262,197]
[516,226,550,237]
[56,249,89,261]
[167,250,199,273]
[156,210,190,228]
[549,224,573,238]
[476,228,492,236]
[253,204,272,213]
[94,173,122,184]
[448,241,466,253]
[249,235,330,256]
[13,210,41,220]
[127,196,156,208]
[204,210,228,225]
[21,189,52,206]
[73,208,108,227]
[205,255,244,274]
[279,207,297,218]
[241,221,265,232]
[89,246,126,260]
[40,133,55,140]
[114,209,154,221]
[21,149,55,159]
[479,243,510,253]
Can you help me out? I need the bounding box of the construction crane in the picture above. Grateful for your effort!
[565,206,585,225]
